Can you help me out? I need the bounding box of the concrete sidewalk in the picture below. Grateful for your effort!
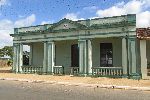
[0,67,150,91]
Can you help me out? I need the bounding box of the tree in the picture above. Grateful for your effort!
[0,46,13,59]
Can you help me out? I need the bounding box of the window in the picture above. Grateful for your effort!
[100,43,113,67]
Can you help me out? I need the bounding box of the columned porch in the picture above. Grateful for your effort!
[13,37,140,79]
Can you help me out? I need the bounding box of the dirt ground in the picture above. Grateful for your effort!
[0,67,150,87]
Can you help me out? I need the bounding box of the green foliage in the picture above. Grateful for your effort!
[7,60,13,66]
[0,46,13,59]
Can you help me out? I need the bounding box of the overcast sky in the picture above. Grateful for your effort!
[0,0,150,48]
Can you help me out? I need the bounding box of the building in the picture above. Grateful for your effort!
[10,14,150,79]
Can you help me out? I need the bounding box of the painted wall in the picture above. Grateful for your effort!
[146,40,150,63]
[32,42,44,67]
[55,40,78,74]
[92,38,122,67]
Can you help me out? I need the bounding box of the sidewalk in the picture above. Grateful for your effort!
[0,67,150,91]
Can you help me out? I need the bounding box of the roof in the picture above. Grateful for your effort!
[10,14,136,37]
[137,27,150,39]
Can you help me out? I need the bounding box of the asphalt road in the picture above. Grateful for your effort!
[0,80,149,100]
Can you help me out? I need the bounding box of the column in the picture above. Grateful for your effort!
[87,39,92,75]
[29,44,33,66]
[47,41,55,73]
[18,43,23,72]
[13,43,23,73]
[140,40,147,79]
[12,43,18,72]
[122,38,128,77]
[43,42,47,73]
[128,37,140,79]
[78,39,87,75]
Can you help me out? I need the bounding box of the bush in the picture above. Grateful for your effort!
[7,60,12,66]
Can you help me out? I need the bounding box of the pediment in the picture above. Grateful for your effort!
[48,18,87,32]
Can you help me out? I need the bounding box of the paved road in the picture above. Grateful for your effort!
[0,80,149,100]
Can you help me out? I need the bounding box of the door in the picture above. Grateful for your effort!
[71,44,79,67]
[100,43,113,67]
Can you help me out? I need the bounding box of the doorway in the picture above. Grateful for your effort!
[100,43,113,67]
[71,44,79,67]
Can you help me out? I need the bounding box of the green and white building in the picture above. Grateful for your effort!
[10,14,150,79]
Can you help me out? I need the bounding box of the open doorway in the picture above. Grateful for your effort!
[71,44,79,67]
[23,45,30,66]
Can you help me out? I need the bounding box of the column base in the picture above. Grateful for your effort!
[129,73,141,80]
[122,74,129,78]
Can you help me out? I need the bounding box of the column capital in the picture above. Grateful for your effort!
[13,43,23,46]
[47,41,55,44]
[78,39,86,42]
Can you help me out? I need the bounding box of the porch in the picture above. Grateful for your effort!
[15,37,129,78]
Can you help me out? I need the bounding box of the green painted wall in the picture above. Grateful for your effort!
[32,42,44,67]
[92,38,122,67]
[55,40,78,74]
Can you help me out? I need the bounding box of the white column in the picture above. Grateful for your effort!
[130,40,137,73]
[87,39,92,75]
[13,43,18,72]
[122,38,128,76]
[47,41,55,73]
[78,40,87,75]
[140,40,147,79]
[43,42,47,73]
[18,43,23,72]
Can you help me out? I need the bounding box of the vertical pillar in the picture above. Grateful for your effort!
[140,40,147,79]
[128,37,140,79]
[13,43,18,72]
[87,39,92,75]
[29,44,33,66]
[47,41,55,73]
[18,43,23,72]
[43,42,47,73]
[78,40,87,75]
[122,38,128,77]
[13,43,23,73]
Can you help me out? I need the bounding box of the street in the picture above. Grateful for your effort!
[0,80,149,100]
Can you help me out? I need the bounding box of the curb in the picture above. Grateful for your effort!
[0,78,150,91]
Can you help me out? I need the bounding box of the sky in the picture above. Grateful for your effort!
[0,0,150,48]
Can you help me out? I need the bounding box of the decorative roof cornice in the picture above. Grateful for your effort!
[47,18,87,32]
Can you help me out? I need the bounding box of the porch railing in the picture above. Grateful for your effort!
[147,68,150,76]
[22,66,43,74]
[53,66,64,75]
[70,67,79,76]
[92,67,123,77]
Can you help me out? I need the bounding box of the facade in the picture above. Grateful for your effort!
[10,14,149,79]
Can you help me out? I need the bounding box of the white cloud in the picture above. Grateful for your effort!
[96,0,150,28]
[41,20,54,25]
[0,19,13,48]
[83,6,98,12]
[63,13,84,21]
[96,0,143,17]
[0,14,36,48]
[14,14,36,28]
[137,11,150,28]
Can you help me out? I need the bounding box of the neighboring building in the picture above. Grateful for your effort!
[0,56,11,67]
[10,14,150,79]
